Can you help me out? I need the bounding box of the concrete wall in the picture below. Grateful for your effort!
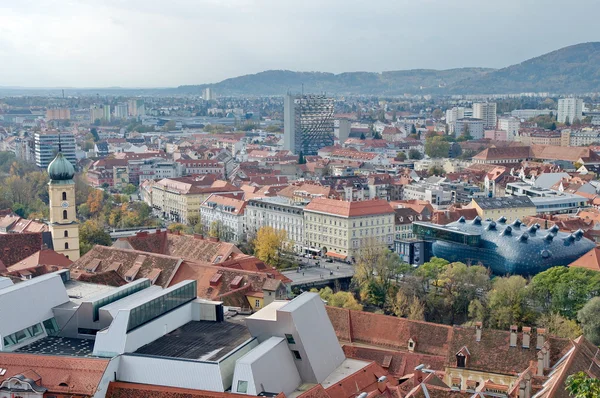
[118,355,225,392]
[218,338,259,391]
[93,356,121,398]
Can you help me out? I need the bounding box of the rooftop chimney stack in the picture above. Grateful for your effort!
[543,341,550,368]
[537,351,544,376]
[475,322,482,342]
[522,326,531,349]
[536,328,546,350]
[510,325,518,347]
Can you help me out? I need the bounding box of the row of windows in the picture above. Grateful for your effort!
[92,280,151,322]
[2,323,44,348]
[127,281,197,332]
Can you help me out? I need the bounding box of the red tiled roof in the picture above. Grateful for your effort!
[305,198,394,218]
[568,247,600,272]
[0,353,109,396]
[0,232,43,266]
[106,381,244,398]
[7,249,72,272]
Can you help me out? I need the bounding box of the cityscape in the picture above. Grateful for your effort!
[1,2,600,398]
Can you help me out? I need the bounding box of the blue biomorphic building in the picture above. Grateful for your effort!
[413,216,596,275]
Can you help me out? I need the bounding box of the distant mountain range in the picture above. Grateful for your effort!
[177,42,600,96]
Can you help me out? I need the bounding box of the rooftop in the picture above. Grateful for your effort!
[471,196,535,209]
[133,320,252,361]
[15,336,96,358]
[304,198,394,218]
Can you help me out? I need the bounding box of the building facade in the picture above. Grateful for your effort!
[284,94,335,155]
[467,196,536,223]
[453,118,484,139]
[472,102,497,129]
[245,197,305,253]
[557,98,583,124]
[34,131,76,169]
[497,116,520,141]
[303,198,394,260]
[200,194,247,243]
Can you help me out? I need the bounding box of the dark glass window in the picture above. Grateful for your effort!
[285,334,295,344]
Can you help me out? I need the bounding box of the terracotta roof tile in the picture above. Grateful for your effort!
[305,198,394,218]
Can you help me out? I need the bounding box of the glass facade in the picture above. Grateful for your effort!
[3,323,44,348]
[43,318,59,336]
[126,281,197,332]
[412,222,481,246]
[92,280,151,321]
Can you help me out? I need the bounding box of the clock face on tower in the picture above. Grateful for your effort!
[61,201,69,208]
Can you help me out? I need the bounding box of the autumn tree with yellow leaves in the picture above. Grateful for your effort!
[253,226,287,268]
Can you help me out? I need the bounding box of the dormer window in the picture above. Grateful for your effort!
[456,354,466,368]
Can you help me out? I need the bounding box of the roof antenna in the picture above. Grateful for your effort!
[58,134,62,153]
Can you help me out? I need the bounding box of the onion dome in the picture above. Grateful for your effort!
[47,152,75,181]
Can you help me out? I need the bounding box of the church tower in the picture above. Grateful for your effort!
[48,151,80,260]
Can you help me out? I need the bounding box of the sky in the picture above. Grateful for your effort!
[1,0,599,88]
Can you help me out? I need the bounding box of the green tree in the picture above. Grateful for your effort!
[396,152,407,161]
[550,122,557,131]
[578,297,600,345]
[168,223,187,233]
[428,166,445,176]
[408,149,423,160]
[411,125,417,135]
[537,312,582,339]
[298,151,306,164]
[79,219,112,255]
[90,127,100,142]
[360,132,366,140]
[487,275,533,329]
[122,184,137,195]
[565,372,600,398]
[425,136,451,158]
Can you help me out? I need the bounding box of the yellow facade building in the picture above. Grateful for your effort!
[47,152,80,260]
[467,196,536,224]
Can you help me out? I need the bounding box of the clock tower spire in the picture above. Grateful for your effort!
[47,150,80,260]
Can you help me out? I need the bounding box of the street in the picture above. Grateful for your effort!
[282,258,355,287]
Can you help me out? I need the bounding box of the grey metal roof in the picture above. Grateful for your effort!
[473,196,535,209]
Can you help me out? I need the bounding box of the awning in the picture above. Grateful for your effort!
[325,251,347,260]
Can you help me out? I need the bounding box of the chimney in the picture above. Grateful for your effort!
[510,325,518,347]
[377,376,387,393]
[519,373,532,398]
[475,322,482,342]
[194,233,204,240]
[543,341,550,368]
[536,328,546,350]
[522,326,531,349]
[537,350,545,376]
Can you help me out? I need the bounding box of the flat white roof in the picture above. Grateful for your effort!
[247,301,288,321]
[320,358,371,389]
[65,280,117,305]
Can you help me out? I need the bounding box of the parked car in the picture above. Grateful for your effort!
[325,259,333,263]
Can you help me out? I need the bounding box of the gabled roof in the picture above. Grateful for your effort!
[0,233,43,266]
[113,230,241,264]
[305,198,394,218]
[70,245,183,288]
[568,247,600,272]
[0,353,109,396]
[7,249,72,272]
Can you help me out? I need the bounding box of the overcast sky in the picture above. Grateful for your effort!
[1,0,599,88]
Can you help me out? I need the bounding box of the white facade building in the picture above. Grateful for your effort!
[200,194,247,243]
[445,107,465,130]
[453,118,485,139]
[498,116,521,141]
[473,102,497,129]
[557,98,583,124]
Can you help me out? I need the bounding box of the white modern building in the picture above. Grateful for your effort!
[114,103,129,119]
[557,98,583,124]
[445,107,465,129]
[473,102,497,129]
[498,116,520,141]
[284,94,335,155]
[34,131,77,168]
[453,118,485,139]
[510,109,552,120]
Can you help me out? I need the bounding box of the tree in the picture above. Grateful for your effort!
[253,226,287,267]
[537,313,582,339]
[425,136,451,158]
[122,184,137,195]
[396,152,407,161]
[329,291,363,311]
[168,223,187,233]
[408,149,423,160]
[487,275,533,329]
[360,132,366,140]
[298,151,306,165]
[79,219,112,255]
[90,127,100,142]
[565,372,600,398]
[457,124,472,142]
[578,297,600,345]
[411,125,417,135]
[407,296,425,321]
[565,116,571,126]
[162,120,177,131]
[432,108,443,119]
[550,122,557,131]
[428,166,445,176]
[87,189,104,215]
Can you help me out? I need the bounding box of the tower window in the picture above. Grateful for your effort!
[65,242,69,250]
[64,230,68,237]
[63,210,68,220]
[62,192,67,201]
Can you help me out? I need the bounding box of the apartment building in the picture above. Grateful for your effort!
[45,108,70,120]
[453,118,485,139]
[560,128,600,147]
[303,198,394,260]
[497,116,520,141]
[283,94,335,155]
[473,102,497,129]
[34,131,76,168]
[176,159,226,178]
[147,176,241,224]
[200,194,247,243]
[245,197,305,252]
[557,98,583,124]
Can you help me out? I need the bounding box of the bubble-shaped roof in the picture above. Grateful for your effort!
[47,152,75,181]
[430,217,596,275]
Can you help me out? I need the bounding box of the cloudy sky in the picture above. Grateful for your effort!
[1,0,599,87]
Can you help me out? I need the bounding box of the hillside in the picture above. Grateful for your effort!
[176,68,494,96]
[447,42,600,94]
[178,42,600,96]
